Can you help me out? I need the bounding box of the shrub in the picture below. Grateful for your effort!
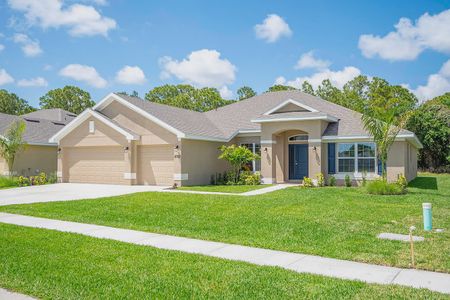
[240,171,261,185]
[0,176,18,188]
[361,172,367,187]
[367,179,405,195]
[217,173,223,185]
[316,173,324,187]
[345,175,352,187]
[328,175,336,186]
[396,174,407,192]
[17,176,30,187]
[36,172,47,185]
[210,174,216,185]
[48,172,57,184]
[303,176,314,188]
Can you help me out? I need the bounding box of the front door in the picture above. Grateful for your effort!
[289,144,309,180]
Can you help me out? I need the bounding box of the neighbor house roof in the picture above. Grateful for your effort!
[22,108,77,124]
[54,91,421,147]
[0,112,66,145]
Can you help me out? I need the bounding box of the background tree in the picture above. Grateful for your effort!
[218,145,260,184]
[266,85,297,92]
[407,93,450,171]
[315,79,343,105]
[301,81,315,96]
[236,86,256,100]
[0,90,35,115]
[39,86,94,114]
[0,120,26,176]
[145,84,233,112]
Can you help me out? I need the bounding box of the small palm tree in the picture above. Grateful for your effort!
[361,108,409,180]
[0,120,26,176]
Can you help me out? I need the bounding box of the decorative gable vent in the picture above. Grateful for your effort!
[263,99,319,115]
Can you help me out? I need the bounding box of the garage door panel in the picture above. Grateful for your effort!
[138,145,174,185]
[65,147,126,185]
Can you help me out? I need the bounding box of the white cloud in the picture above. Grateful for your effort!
[295,51,331,70]
[43,64,53,71]
[115,66,146,85]
[59,64,107,88]
[17,76,48,87]
[359,9,450,61]
[13,33,42,57]
[219,86,233,99]
[160,49,237,89]
[254,14,292,43]
[8,0,116,37]
[0,69,14,85]
[0,44,4,52]
[275,66,361,90]
[412,59,450,102]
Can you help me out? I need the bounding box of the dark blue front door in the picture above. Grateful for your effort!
[289,144,309,180]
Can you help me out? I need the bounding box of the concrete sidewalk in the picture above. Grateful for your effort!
[0,212,449,294]
[0,288,35,300]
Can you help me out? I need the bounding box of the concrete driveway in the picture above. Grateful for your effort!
[0,183,170,206]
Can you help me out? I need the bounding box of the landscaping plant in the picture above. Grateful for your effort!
[218,145,259,184]
[328,175,336,186]
[344,175,352,187]
[366,179,404,195]
[303,176,314,187]
[0,176,18,188]
[316,173,324,187]
[0,120,26,176]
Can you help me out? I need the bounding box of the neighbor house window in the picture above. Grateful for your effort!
[241,143,261,172]
[337,142,376,173]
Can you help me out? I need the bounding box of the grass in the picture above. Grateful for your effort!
[0,176,18,189]
[177,184,272,193]
[0,223,446,299]
[1,173,449,273]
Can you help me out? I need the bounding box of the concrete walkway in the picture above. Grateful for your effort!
[0,183,170,206]
[0,212,448,295]
[166,183,297,196]
[0,288,35,300]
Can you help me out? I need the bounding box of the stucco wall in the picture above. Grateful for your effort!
[1,145,57,176]
[180,139,229,186]
[100,101,177,146]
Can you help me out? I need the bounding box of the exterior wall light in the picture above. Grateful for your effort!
[264,147,268,152]
[124,146,129,152]
[57,148,61,154]
[174,145,179,150]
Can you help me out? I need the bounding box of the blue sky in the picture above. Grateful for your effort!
[0,0,449,107]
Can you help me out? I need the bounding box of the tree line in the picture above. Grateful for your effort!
[0,77,448,172]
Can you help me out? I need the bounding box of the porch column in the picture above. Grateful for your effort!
[260,140,276,184]
[308,139,322,180]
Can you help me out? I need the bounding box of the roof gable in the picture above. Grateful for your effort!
[263,99,319,115]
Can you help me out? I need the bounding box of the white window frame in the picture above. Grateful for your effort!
[288,134,309,143]
[336,142,378,178]
[240,142,261,172]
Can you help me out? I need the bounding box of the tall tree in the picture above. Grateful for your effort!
[236,86,256,100]
[407,93,450,171]
[266,85,296,92]
[0,120,26,176]
[0,90,35,115]
[39,86,94,114]
[316,79,343,104]
[361,84,412,179]
[301,81,315,96]
[145,84,233,112]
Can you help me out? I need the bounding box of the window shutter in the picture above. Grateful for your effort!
[377,159,384,176]
[328,143,336,174]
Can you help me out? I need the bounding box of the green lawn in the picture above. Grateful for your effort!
[177,184,272,193]
[0,224,445,299]
[1,173,449,273]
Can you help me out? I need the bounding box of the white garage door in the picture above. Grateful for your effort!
[137,145,174,185]
[65,146,126,184]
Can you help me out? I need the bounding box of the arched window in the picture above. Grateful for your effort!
[288,134,308,142]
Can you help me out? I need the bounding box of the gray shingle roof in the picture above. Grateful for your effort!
[113,91,413,140]
[22,109,77,124]
[251,111,337,122]
[0,112,65,145]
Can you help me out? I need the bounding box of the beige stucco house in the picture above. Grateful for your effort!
[49,91,422,186]
[0,109,76,176]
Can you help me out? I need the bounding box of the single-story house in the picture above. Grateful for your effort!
[0,109,76,176]
[49,91,421,186]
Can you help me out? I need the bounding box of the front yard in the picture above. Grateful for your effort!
[2,173,449,273]
[1,223,444,299]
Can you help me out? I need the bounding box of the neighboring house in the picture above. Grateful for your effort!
[49,92,421,186]
[0,109,76,176]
